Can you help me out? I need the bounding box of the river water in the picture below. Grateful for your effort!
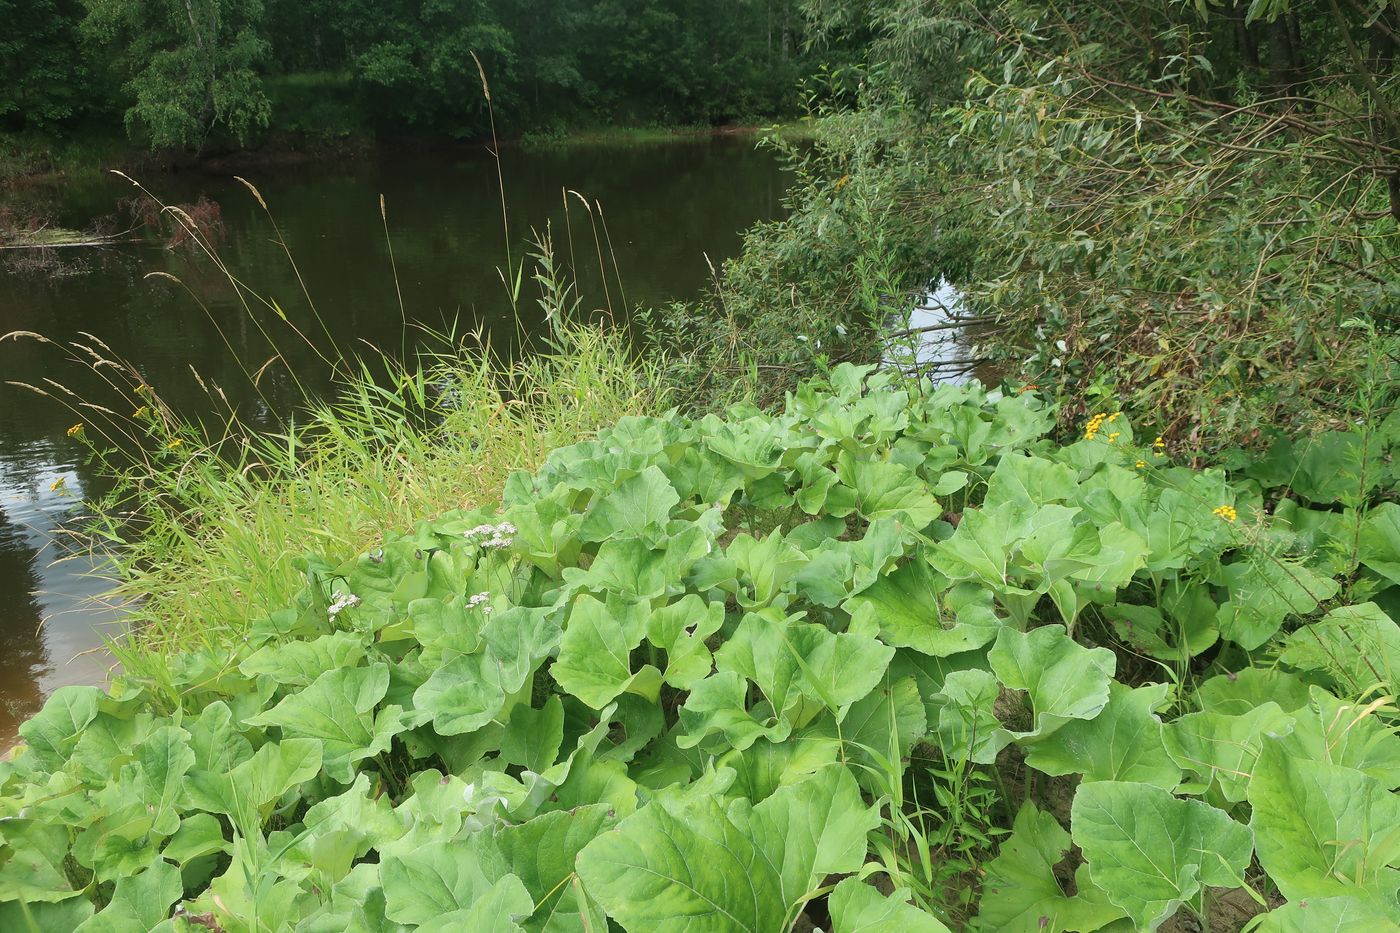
[0,136,790,744]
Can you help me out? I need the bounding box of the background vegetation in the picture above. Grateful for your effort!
[2,0,836,159]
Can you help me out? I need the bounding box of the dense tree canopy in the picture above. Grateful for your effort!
[4,0,823,149]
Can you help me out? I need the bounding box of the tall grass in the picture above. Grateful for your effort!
[6,168,667,673]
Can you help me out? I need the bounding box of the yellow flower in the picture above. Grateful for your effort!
[1135,459,1146,469]
[1212,504,1237,522]
[165,438,183,450]
[1153,435,1166,451]
[66,423,84,437]
[132,406,149,419]
[135,384,150,395]
[49,477,66,493]
[1107,431,1121,443]
[1084,412,1108,440]
[834,174,851,191]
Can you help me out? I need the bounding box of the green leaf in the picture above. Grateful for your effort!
[380,838,513,925]
[415,875,534,933]
[1280,603,1400,694]
[1164,702,1294,803]
[846,559,1002,657]
[1249,738,1400,901]
[988,625,1116,745]
[576,764,879,933]
[974,802,1126,932]
[186,737,322,816]
[1359,503,1400,586]
[239,631,368,685]
[495,804,614,933]
[676,670,792,752]
[1273,687,1400,789]
[578,465,680,544]
[246,663,406,783]
[552,595,658,709]
[828,877,952,932]
[1071,781,1253,930]
[1215,555,1340,650]
[645,594,725,689]
[1255,895,1400,931]
[74,859,181,932]
[836,452,942,527]
[983,452,1079,509]
[18,686,99,771]
[1025,682,1179,789]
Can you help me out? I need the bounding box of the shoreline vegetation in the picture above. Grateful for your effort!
[3,0,1400,929]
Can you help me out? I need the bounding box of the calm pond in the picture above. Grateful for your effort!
[0,136,790,745]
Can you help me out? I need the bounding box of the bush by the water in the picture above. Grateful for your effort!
[5,362,1400,930]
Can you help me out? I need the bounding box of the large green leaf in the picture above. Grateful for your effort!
[495,805,614,933]
[987,625,1116,746]
[186,737,322,816]
[974,801,1125,932]
[828,877,952,932]
[1024,682,1179,789]
[1071,781,1253,930]
[1163,702,1294,802]
[578,466,680,545]
[1214,556,1340,650]
[18,686,100,771]
[1359,503,1400,586]
[239,631,368,686]
[74,859,181,932]
[552,595,658,709]
[645,594,725,689]
[1249,738,1400,901]
[576,764,879,933]
[1280,603,1400,694]
[845,559,1002,657]
[246,663,407,783]
[1255,896,1400,931]
[380,838,514,925]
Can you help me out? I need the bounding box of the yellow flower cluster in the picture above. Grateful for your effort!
[1084,411,1122,441]
[1212,504,1237,522]
[1135,459,1147,469]
[1153,435,1166,453]
[132,406,149,419]
[165,438,184,450]
[66,423,84,437]
[49,477,66,493]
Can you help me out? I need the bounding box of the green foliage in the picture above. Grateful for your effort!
[4,363,1400,929]
[80,0,271,149]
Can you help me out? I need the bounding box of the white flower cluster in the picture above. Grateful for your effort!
[327,592,361,619]
[468,591,493,615]
[464,521,516,549]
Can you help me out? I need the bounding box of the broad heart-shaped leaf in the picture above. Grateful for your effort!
[135,725,196,836]
[727,530,808,609]
[1024,682,1179,789]
[845,557,1002,657]
[973,801,1126,933]
[238,630,368,686]
[676,670,792,752]
[576,764,879,933]
[552,595,659,709]
[1214,555,1340,650]
[715,608,895,723]
[1071,781,1253,930]
[185,737,322,816]
[415,875,534,933]
[828,877,951,932]
[18,685,99,771]
[646,594,725,689]
[929,501,1027,589]
[245,663,406,783]
[1255,895,1400,931]
[805,675,927,794]
[578,465,680,544]
[1280,602,1400,695]
[494,804,615,933]
[836,452,942,528]
[1274,686,1400,789]
[1359,502,1400,586]
[74,858,181,932]
[1249,738,1400,901]
[983,451,1079,510]
[414,606,560,735]
[1163,702,1295,803]
[380,838,518,925]
[988,625,1116,747]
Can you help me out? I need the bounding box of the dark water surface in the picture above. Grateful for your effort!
[0,137,789,744]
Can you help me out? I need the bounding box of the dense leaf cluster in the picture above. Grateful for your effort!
[4,364,1400,929]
